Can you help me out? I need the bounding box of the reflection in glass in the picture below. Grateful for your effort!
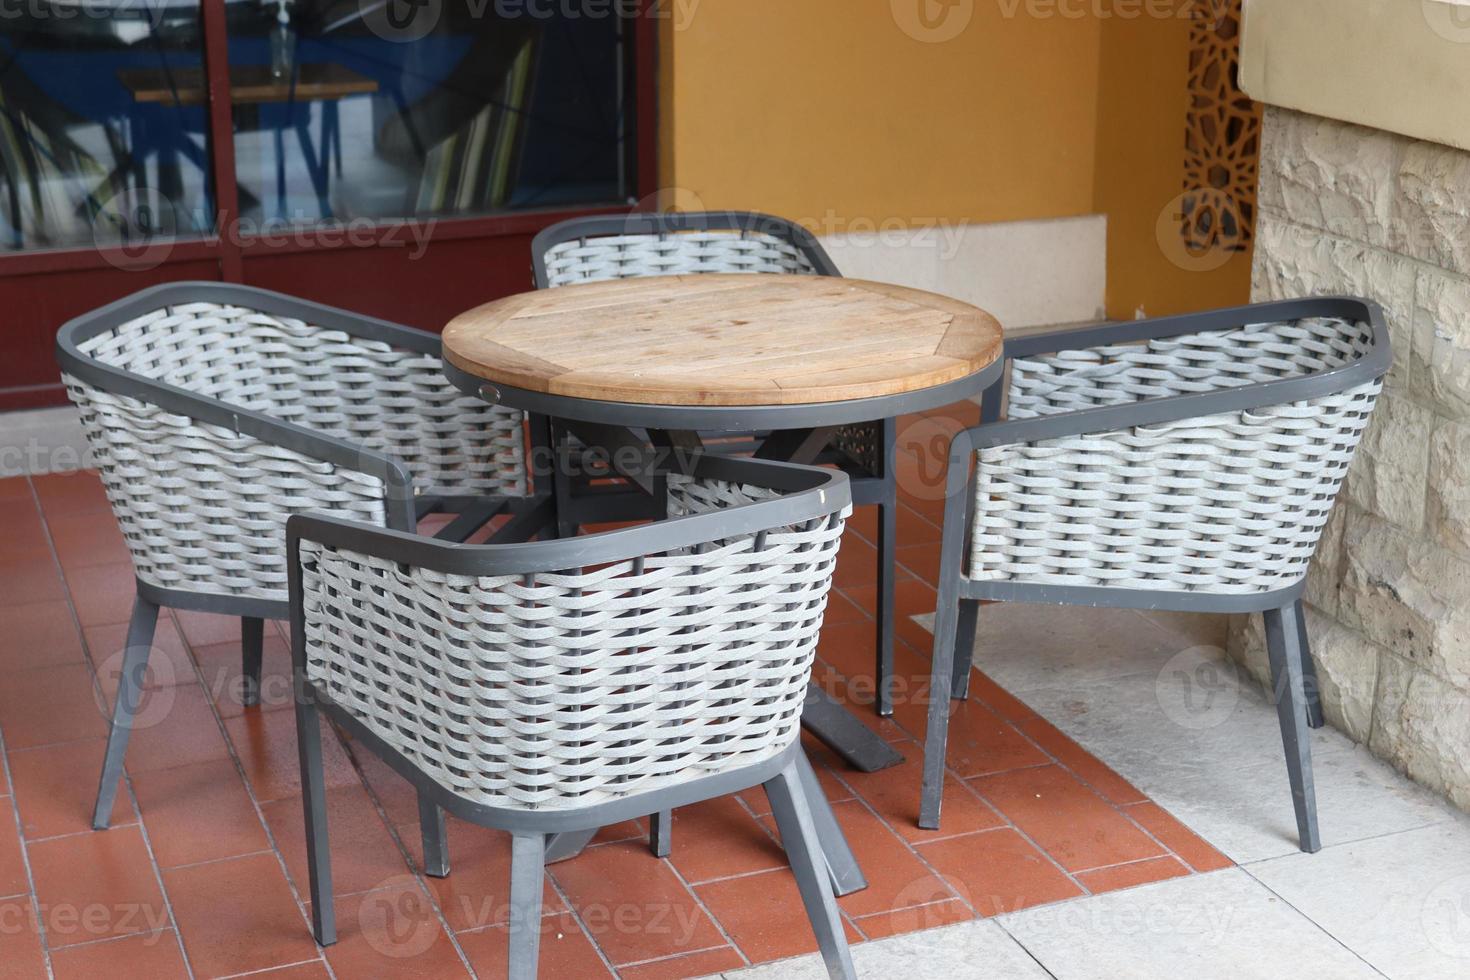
[227,1,633,227]
[0,1,214,251]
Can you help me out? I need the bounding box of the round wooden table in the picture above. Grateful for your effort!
[441,272,1003,890]
[442,273,1004,426]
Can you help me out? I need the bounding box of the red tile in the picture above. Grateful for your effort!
[111,683,231,777]
[666,796,786,885]
[892,695,1049,779]
[1076,856,1190,894]
[822,590,869,627]
[321,886,471,979]
[0,547,67,607]
[224,707,359,803]
[420,822,563,932]
[738,737,852,817]
[0,897,46,980]
[812,800,953,919]
[915,827,1082,917]
[49,930,190,980]
[853,898,973,939]
[1121,801,1233,873]
[615,947,747,979]
[130,759,269,869]
[694,868,859,964]
[86,617,196,703]
[964,668,1045,726]
[264,783,413,898]
[164,852,319,977]
[838,746,1004,843]
[970,766,1165,873]
[31,472,113,517]
[349,747,420,829]
[895,542,941,583]
[457,910,612,980]
[8,740,133,839]
[61,562,138,628]
[27,825,170,947]
[833,535,877,590]
[1017,717,1147,806]
[550,838,723,965]
[0,798,27,897]
[0,663,108,750]
[171,610,250,649]
[47,512,132,570]
[193,633,294,717]
[6,601,86,671]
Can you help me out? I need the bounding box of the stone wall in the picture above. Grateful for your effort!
[1227,106,1470,811]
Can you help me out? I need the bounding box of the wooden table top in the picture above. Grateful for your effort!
[442,274,1004,407]
[119,63,379,107]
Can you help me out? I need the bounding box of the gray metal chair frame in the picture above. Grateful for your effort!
[918,296,1392,854]
[530,210,903,719]
[288,453,858,979]
[55,282,543,876]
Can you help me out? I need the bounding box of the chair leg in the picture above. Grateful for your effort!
[1264,605,1322,853]
[649,809,672,858]
[796,751,867,897]
[948,599,980,700]
[765,758,857,980]
[875,494,897,717]
[294,685,336,945]
[1292,600,1326,730]
[507,832,546,980]
[418,794,450,878]
[919,571,966,830]
[241,617,264,708]
[93,597,159,830]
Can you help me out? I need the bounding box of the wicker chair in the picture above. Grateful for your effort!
[918,297,1392,853]
[530,210,901,697]
[56,282,534,873]
[288,454,857,979]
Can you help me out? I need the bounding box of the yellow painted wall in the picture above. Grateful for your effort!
[1091,9,1253,318]
[657,1,1251,317]
[658,0,1102,226]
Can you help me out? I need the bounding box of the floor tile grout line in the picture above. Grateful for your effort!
[1233,868,1393,980]
[988,917,1063,980]
[27,926,176,954]
[1237,820,1451,866]
[648,849,754,971]
[539,867,623,979]
[611,941,739,971]
[0,719,57,980]
[335,739,482,980]
[27,476,202,980]
[214,956,331,979]
[154,607,344,980]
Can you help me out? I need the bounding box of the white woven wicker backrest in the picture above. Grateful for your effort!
[543,230,818,287]
[297,476,849,812]
[971,316,1382,594]
[64,301,526,601]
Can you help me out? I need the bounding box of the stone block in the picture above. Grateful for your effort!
[1395,140,1470,278]
[1411,269,1470,420]
[1345,392,1432,532]
[1427,418,1470,557]
[1370,654,1470,813]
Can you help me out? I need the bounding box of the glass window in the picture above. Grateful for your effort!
[225,0,635,229]
[0,0,214,252]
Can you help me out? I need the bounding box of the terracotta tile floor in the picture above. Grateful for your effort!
[0,403,1232,978]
